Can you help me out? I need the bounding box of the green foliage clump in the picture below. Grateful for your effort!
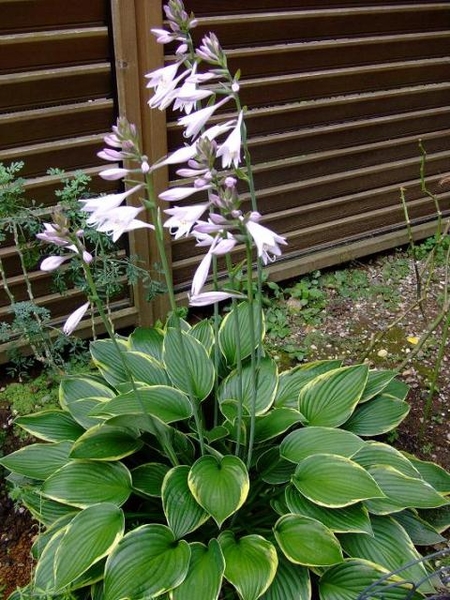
[1,310,449,599]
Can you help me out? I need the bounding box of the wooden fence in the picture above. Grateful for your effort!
[1,0,450,362]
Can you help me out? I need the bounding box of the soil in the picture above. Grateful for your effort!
[0,249,449,598]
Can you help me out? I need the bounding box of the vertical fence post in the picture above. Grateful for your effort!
[110,0,170,325]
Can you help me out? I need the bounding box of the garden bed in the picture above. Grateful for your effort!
[0,243,449,598]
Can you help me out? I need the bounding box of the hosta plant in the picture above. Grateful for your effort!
[2,336,450,600]
[2,1,449,599]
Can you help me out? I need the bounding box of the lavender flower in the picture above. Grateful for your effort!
[63,302,90,335]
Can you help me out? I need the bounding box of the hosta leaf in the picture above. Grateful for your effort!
[32,513,76,559]
[103,524,190,600]
[60,374,115,404]
[69,424,143,461]
[164,328,215,401]
[171,540,225,600]
[219,531,278,600]
[189,319,214,353]
[405,454,450,493]
[14,410,85,442]
[319,559,424,600]
[417,504,450,533]
[274,360,342,409]
[342,394,410,436]
[129,326,164,361]
[358,370,397,403]
[21,488,79,526]
[365,465,449,514]
[261,555,311,600]
[34,527,65,592]
[219,358,278,419]
[274,514,343,567]
[123,351,169,386]
[41,461,132,508]
[393,509,446,546]
[53,503,124,590]
[382,377,410,401]
[131,463,170,497]
[92,385,192,424]
[60,375,114,423]
[281,427,364,463]
[90,338,130,387]
[254,408,305,442]
[299,365,368,427]
[257,447,296,485]
[219,301,264,366]
[0,441,72,480]
[292,454,384,508]
[352,442,421,478]
[162,466,209,538]
[188,455,249,527]
[339,515,434,594]
[64,397,107,430]
[285,485,373,535]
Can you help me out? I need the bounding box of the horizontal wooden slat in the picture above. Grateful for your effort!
[221,31,450,77]
[0,133,106,177]
[167,83,450,147]
[0,0,108,33]
[0,63,112,111]
[0,99,114,149]
[237,58,450,109]
[187,0,445,15]
[192,5,449,47]
[0,27,109,73]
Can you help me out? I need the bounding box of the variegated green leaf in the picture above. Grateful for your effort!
[319,559,424,600]
[352,442,421,478]
[219,301,264,366]
[171,540,225,600]
[393,510,446,546]
[131,463,170,498]
[53,503,124,590]
[339,515,434,594]
[129,326,164,361]
[41,461,132,508]
[219,357,278,419]
[285,485,373,535]
[69,424,142,461]
[292,454,384,508]
[14,410,84,442]
[274,514,343,567]
[162,466,209,538]
[90,338,130,387]
[281,427,364,463]
[274,360,342,409]
[164,328,215,401]
[188,455,249,527]
[92,385,192,424]
[0,441,72,480]
[261,555,311,600]
[299,365,368,427]
[219,531,278,600]
[254,408,305,442]
[342,394,409,436]
[365,465,449,514]
[103,524,190,600]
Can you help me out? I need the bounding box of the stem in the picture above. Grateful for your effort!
[244,239,258,471]
[419,241,450,435]
[80,253,180,466]
[144,175,206,456]
[11,223,59,371]
[224,254,244,457]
